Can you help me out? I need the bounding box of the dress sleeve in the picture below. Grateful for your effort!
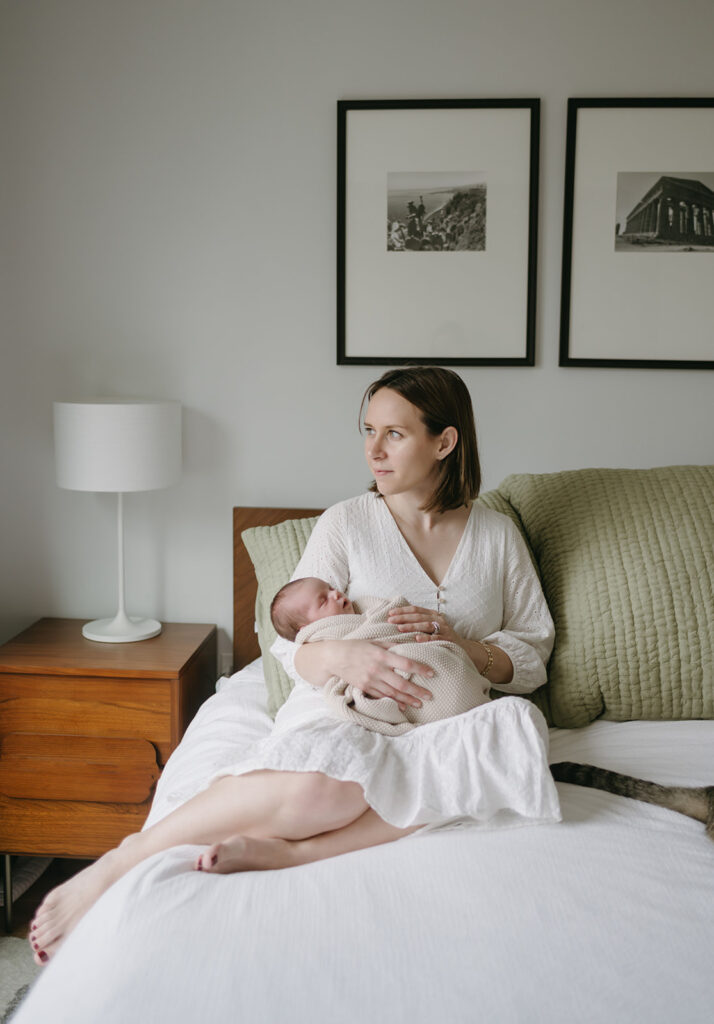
[484,521,555,696]
[270,502,351,685]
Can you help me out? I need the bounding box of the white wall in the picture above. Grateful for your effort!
[1,0,713,655]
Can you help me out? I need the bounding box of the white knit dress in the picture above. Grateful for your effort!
[216,493,561,830]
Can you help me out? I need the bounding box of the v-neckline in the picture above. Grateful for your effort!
[376,497,476,589]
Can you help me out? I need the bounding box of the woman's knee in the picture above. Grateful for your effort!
[281,773,367,834]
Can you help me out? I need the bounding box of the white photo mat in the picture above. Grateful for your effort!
[560,99,714,369]
[337,101,538,365]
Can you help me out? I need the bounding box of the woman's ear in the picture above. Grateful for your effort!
[436,427,458,460]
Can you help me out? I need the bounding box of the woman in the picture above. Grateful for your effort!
[29,367,559,966]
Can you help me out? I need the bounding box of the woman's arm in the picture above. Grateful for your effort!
[385,606,514,685]
[482,521,554,694]
[448,635,513,685]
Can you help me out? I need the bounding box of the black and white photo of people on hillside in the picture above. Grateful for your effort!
[387,172,487,252]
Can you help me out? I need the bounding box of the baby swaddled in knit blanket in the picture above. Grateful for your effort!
[271,578,491,736]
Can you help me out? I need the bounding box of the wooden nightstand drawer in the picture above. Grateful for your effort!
[0,733,160,803]
[0,618,217,862]
[0,674,172,748]
[0,794,151,858]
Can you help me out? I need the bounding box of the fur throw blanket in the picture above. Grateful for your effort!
[295,595,491,735]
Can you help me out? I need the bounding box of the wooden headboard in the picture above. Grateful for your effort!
[232,506,323,671]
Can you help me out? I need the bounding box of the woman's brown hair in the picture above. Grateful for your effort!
[360,366,481,514]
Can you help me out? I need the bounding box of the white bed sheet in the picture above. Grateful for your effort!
[14,661,714,1024]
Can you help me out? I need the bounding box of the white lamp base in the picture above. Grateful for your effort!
[82,613,162,643]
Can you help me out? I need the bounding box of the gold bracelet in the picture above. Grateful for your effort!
[478,641,494,679]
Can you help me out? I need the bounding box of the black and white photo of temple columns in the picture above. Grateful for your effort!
[615,172,714,251]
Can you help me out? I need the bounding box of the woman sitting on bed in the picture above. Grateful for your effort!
[30,365,560,966]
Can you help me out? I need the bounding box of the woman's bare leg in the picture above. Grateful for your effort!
[197,808,421,874]
[30,771,367,964]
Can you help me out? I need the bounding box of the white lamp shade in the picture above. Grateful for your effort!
[54,399,182,492]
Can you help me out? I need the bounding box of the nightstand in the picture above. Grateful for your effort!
[0,617,217,930]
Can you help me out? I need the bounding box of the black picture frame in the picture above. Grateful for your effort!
[560,97,714,370]
[337,99,539,366]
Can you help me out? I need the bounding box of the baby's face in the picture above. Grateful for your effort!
[293,578,355,628]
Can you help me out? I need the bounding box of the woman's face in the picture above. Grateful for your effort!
[363,388,448,501]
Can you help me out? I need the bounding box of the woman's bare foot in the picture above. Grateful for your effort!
[29,845,134,965]
[195,835,299,874]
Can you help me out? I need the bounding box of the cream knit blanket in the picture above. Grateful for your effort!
[295,595,491,735]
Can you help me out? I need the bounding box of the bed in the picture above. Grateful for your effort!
[14,485,714,1024]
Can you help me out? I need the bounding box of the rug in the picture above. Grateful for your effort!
[0,938,41,1023]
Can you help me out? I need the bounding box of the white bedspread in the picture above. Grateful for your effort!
[14,661,714,1024]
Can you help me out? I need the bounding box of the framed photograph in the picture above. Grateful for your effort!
[337,99,539,366]
[560,98,714,369]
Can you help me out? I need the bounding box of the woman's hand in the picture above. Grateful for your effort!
[387,605,514,684]
[294,638,434,710]
[332,640,435,709]
[387,605,460,645]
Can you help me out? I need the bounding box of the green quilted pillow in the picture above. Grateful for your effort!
[242,516,320,717]
[499,466,714,728]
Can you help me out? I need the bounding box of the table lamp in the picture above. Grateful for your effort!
[53,399,182,642]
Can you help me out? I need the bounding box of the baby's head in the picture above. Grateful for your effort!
[270,577,355,641]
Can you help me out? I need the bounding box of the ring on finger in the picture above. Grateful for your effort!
[431,620,440,635]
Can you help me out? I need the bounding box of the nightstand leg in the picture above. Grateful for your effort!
[3,855,11,933]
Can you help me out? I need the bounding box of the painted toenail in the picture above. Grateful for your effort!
[39,951,48,962]
[211,854,218,866]
[197,858,203,870]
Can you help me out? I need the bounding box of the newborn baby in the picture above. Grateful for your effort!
[270,576,491,735]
